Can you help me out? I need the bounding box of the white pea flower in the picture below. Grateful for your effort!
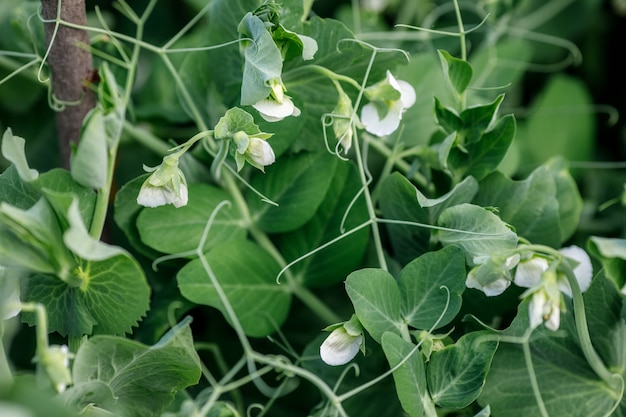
[233,131,276,172]
[528,282,562,331]
[557,245,592,296]
[361,70,416,136]
[38,344,73,393]
[320,314,365,366]
[514,246,593,331]
[137,152,188,208]
[465,254,520,297]
[252,78,301,122]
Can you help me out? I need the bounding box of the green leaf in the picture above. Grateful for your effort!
[177,239,290,337]
[248,151,338,233]
[1,127,38,181]
[382,332,437,417]
[0,165,40,209]
[21,253,150,337]
[399,246,466,330]
[70,108,109,189]
[276,161,369,287]
[438,49,473,97]
[379,173,478,265]
[545,157,583,242]
[64,200,128,261]
[67,317,201,417]
[448,113,516,181]
[437,203,518,264]
[214,107,272,140]
[474,165,562,247]
[0,198,76,278]
[459,94,504,144]
[583,272,626,372]
[137,183,246,255]
[588,236,626,292]
[345,268,403,343]
[113,175,163,258]
[479,295,623,417]
[33,168,97,229]
[238,12,283,106]
[427,332,498,408]
[516,74,594,171]
[1,375,80,417]
[434,97,463,134]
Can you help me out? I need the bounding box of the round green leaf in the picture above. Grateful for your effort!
[177,239,291,337]
[398,246,466,330]
[137,183,246,255]
[345,268,403,343]
[21,253,150,337]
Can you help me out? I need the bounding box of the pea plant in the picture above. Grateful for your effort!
[1,0,626,416]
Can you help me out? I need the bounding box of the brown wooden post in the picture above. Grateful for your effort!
[41,0,96,168]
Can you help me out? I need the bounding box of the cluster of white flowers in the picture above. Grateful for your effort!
[467,246,592,331]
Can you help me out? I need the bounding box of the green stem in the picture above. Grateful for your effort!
[0,336,13,388]
[353,134,388,271]
[284,65,362,91]
[521,244,622,391]
[452,0,468,109]
[89,0,153,239]
[523,338,550,417]
[562,261,621,390]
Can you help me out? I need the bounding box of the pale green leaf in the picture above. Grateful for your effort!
[382,332,437,417]
[399,246,466,330]
[70,108,108,189]
[427,331,498,408]
[379,173,478,265]
[474,166,562,247]
[68,317,201,417]
[1,127,38,181]
[64,199,128,261]
[345,268,403,343]
[437,203,518,264]
[238,12,283,106]
[438,49,473,96]
[21,253,150,337]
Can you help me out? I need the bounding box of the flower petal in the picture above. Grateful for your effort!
[514,257,549,289]
[361,102,401,136]
[396,80,416,109]
[320,328,363,366]
[253,97,300,122]
[558,245,592,295]
[528,291,546,329]
[247,138,276,167]
[465,271,510,297]
[137,184,170,208]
